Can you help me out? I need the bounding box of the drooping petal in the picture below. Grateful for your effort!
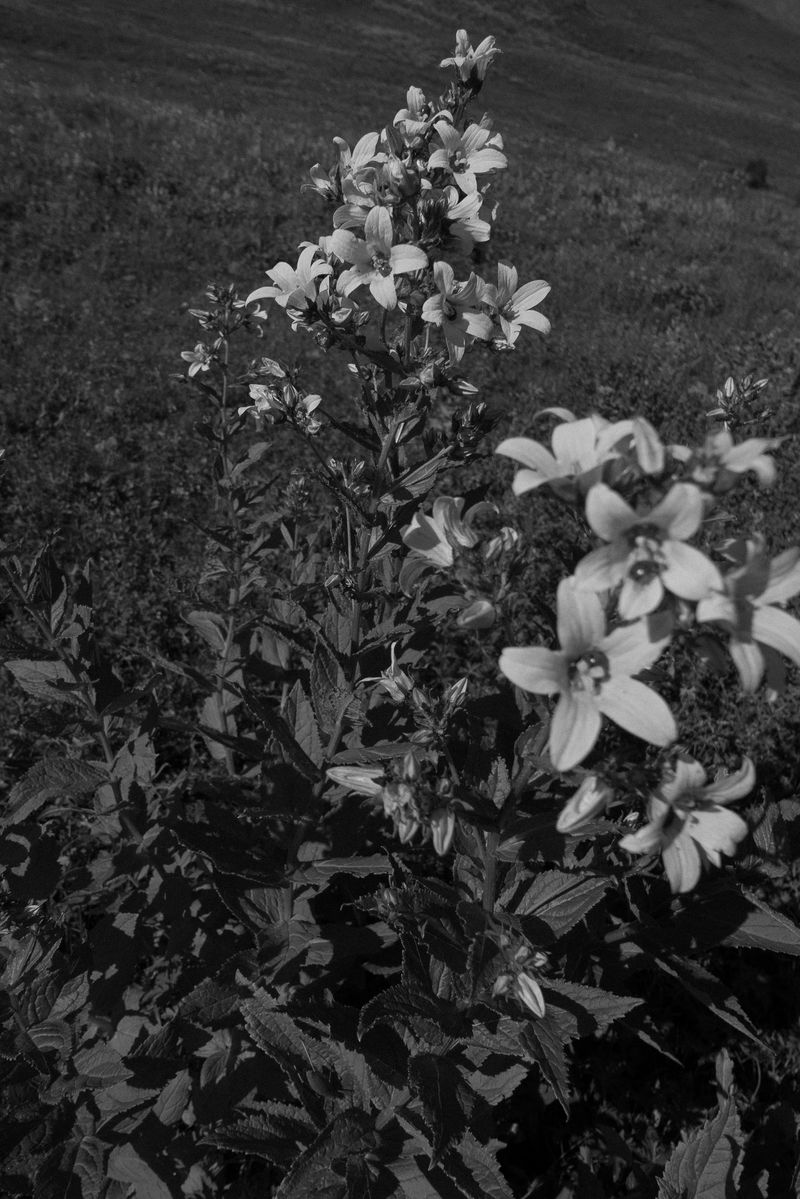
[689,807,749,856]
[461,311,494,339]
[728,637,765,692]
[549,691,602,772]
[556,776,613,834]
[585,484,637,541]
[662,835,702,893]
[696,592,738,628]
[515,308,551,335]
[556,578,605,656]
[702,757,756,804]
[495,436,559,478]
[632,417,665,475]
[500,646,568,695]
[661,542,722,600]
[752,606,800,669]
[467,148,508,174]
[596,677,677,747]
[648,483,704,539]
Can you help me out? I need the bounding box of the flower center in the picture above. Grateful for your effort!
[370,252,393,276]
[443,299,459,321]
[452,153,470,173]
[569,649,610,694]
[627,529,666,583]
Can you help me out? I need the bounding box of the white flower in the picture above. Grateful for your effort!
[500,579,676,772]
[556,776,614,834]
[496,414,634,503]
[575,482,722,619]
[619,756,754,893]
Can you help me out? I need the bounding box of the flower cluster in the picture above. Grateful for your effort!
[497,404,796,891]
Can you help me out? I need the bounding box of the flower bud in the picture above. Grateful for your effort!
[456,599,496,629]
[430,808,456,856]
[556,776,613,834]
[491,972,512,997]
[632,417,665,475]
[444,676,469,711]
[515,973,546,1018]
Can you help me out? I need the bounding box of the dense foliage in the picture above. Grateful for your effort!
[2,28,800,1199]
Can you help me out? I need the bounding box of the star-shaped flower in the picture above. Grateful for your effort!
[440,29,500,83]
[428,119,507,193]
[495,414,634,503]
[421,261,493,360]
[696,537,800,691]
[500,579,676,771]
[488,262,551,346]
[575,482,722,619]
[247,245,332,312]
[331,206,428,309]
[618,756,754,893]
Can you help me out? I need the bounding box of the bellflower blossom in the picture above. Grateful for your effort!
[500,579,676,771]
[575,482,722,620]
[332,206,428,309]
[495,414,634,503]
[619,756,754,893]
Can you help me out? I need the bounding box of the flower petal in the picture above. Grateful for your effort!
[762,547,800,604]
[495,436,559,478]
[648,483,704,539]
[689,807,749,856]
[618,573,664,620]
[556,578,605,655]
[499,647,567,695]
[597,677,677,747]
[661,542,722,601]
[552,418,600,471]
[549,691,602,772]
[702,757,756,804]
[663,835,702,893]
[602,622,671,676]
[389,244,428,275]
[752,606,800,669]
[585,484,637,541]
[728,637,765,692]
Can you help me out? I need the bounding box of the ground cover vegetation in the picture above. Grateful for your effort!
[2,7,800,1198]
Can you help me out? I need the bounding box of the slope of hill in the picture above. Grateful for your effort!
[1,0,799,191]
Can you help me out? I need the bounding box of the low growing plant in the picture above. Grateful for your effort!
[1,28,799,1199]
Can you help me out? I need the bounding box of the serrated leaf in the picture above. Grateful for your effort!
[153,1069,192,1125]
[27,1019,71,1056]
[73,1045,132,1086]
[652,955,763,1046]
[294,855,391,883]
[50,972,90,1021]
[543,980,642,1039]
[667,885,800,957]
[519,1016,570,1115]
[408,1053,470,1165]
[388,1154,447,1199]
[107,1143,172,1199]
[179,977,241,1026]
[5,658,78,703]
[658,1092,744,1198]
[286,681,324,766]
[73,1135,107,1199]
[1,932,59,990]
[502,870,609,941]
[209,1104,317,1167]
[4,758,107,826]
[444,1132,514,1199]
[274,1108,377,1199]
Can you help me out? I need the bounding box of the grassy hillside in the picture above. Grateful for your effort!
[1,0,799,689]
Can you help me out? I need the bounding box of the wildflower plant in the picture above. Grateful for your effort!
[2,27,800,1199]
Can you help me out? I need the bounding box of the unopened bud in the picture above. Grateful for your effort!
[556,776,613,834]
[515,973,546,1018]
[430,808,456,856]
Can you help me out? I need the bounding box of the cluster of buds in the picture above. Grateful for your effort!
[706,373,770,432]
[492,940,548,1018]
[239,378,324,436]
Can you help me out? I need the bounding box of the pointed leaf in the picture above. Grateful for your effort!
[502,870,609,941]
[408,1053,471,1165]
[107,1144,172,1199]
[5,658,78,703]
[5,758,107,827]
[658,1092,744,1198]
[73,1136,107,1199]
[543,980,642,1038]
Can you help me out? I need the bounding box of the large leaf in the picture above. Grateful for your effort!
[658,1087,744,1196]
[519,1015,571,1115]
[208,1104,317,1168]
[440,1132,514,1199]
[4,758,107,827]
[543,980,642,1038]
[500,869,609,941]
[666,884,800,956]
[408,1053,472,1165]
[73,1136,107,1199]
[5,658,78,703]
[285,680,324,767]
[107,1144,172,1199]
[274,1108,377,1199]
